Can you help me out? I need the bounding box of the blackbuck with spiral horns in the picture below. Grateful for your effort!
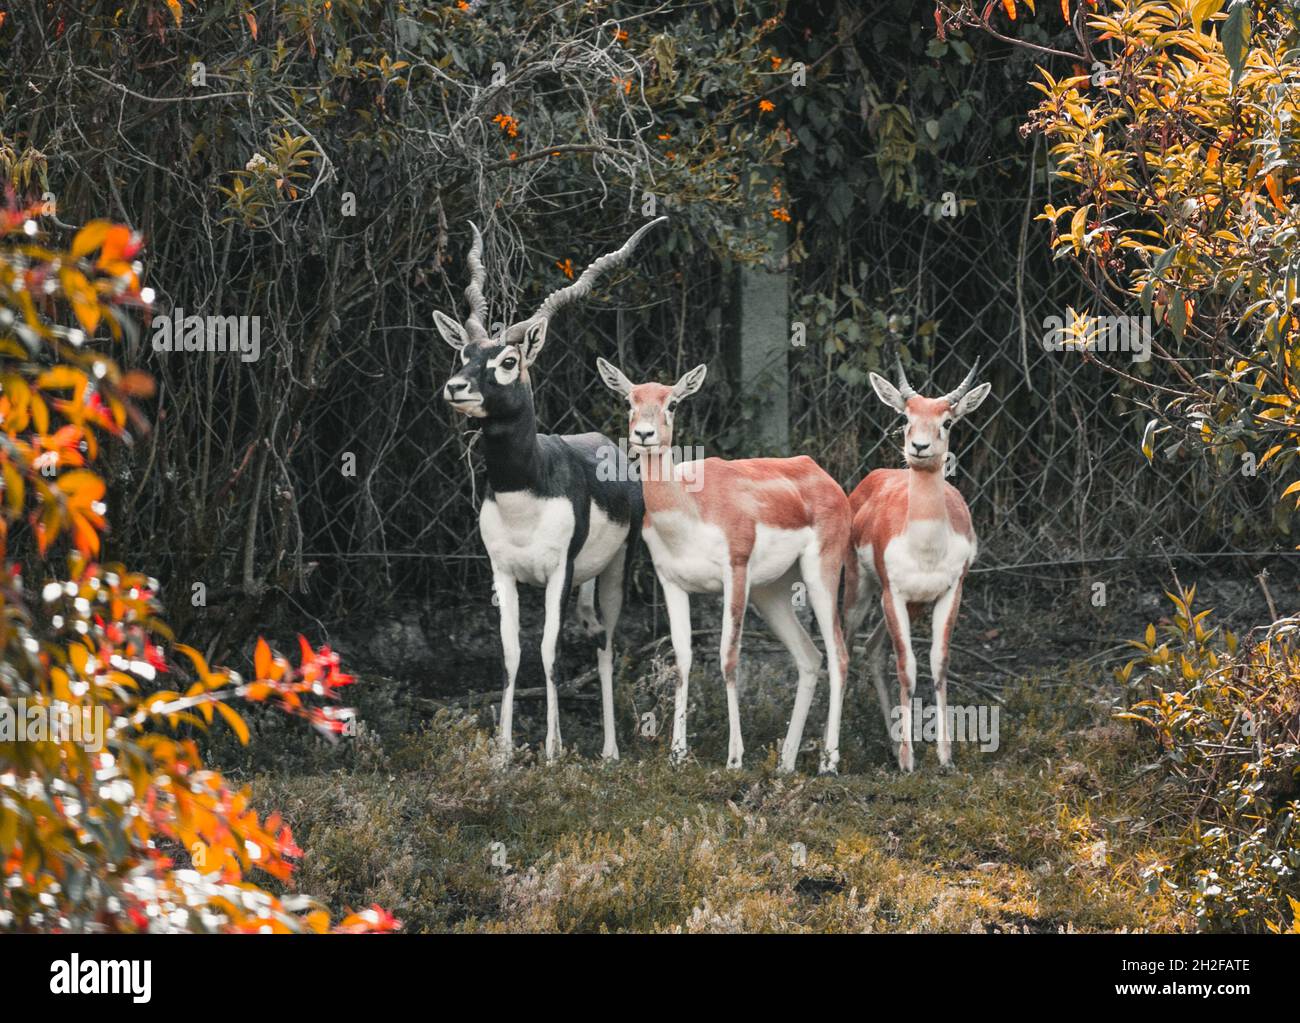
[596,359,852,774]
[844,359,992,772]
[439,217,666,765]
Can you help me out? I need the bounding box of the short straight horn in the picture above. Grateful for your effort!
[896,358,918,400]
[532,216,668,323]
[942,358,981,406]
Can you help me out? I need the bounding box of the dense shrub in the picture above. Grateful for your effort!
[0,203,395,932]
[1120,584,1300,931]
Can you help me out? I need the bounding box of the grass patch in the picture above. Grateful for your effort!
[249,660,1189,932]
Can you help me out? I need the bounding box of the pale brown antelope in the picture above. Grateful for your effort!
[844,359,991,772]
[596,359,852,774]
[438,217,665,765]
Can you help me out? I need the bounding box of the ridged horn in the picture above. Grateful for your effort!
[942,358,981,406]
[464,222,488,337]
[531,216,667,323]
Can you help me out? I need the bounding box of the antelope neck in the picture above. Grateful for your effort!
[481,399,541,494]
[906,461,950,525]
[640,447,695,516]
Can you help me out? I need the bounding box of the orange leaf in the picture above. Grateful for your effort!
[70,221,112,260]
[245,11,258,39]
[254,637,272,680]
[119,370,157,398]
[1265,173,1287,213]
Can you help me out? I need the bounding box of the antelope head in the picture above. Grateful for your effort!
[868,359,991,471]
[438,217,667,422]
[595,359,708,455]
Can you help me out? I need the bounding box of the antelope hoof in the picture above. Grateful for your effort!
[726,756,743,771]
[669,746,688,767]
[897,743,915,773]
[602,745,620,762]
[819,750,840,776]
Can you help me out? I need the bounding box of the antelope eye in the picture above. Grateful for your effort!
[501,357,518,371]
[943,419,953,430]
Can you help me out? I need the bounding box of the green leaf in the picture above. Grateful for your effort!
[1222,0,1251,87]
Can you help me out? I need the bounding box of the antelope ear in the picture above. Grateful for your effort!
[672,363,708,399]
[519,318,549,366]
[952,381,992,419]
[596,357,634,397]
[868,371,907,413]
[433,310,469,351]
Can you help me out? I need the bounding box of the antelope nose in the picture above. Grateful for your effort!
[634,427,655,443]
[445,379,469,396]
[911,441,931,454]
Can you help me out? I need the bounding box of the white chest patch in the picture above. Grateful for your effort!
[643,511,728,593]
[480,493,628,588]
[877,521,976,604]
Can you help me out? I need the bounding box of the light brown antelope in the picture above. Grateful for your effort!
[844,359,991,772]
[596,359,852,774]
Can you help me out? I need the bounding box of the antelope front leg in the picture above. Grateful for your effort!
[882,588,917,772]
[661,579,693,765]
[595,552,627,761]
[930,577,964,770]
[493,570,521,767]
[720,563,750,770]
[539,563,570,763]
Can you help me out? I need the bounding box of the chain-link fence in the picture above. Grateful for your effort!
[189,187,1283,621]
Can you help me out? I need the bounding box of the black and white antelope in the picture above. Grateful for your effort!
[439,217,665,764]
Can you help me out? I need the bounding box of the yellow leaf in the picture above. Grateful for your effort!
[216,702,250,745]
[58,268,100,334]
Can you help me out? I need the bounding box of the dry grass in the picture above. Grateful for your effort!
[250,658,1189,933]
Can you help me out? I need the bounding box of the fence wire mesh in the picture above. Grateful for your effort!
[118,190,1285,618]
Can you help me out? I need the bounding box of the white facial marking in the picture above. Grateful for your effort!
[488,346,522,386]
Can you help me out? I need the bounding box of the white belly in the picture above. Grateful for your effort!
[571,502,630,584]
[482,493,627,588]
[748,523,812,587]
[644,511,728,593]
[875,521,975,604]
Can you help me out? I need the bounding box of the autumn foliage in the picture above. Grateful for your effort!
[1024,1,1300,505]
[0,201,396,933]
